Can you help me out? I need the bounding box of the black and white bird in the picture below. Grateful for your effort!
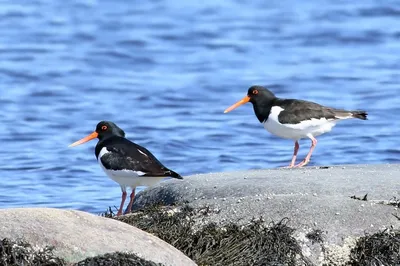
[224,86,367,168]
[69,121,182,216]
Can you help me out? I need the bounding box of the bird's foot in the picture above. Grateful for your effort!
[116,210,123,216]
[294,159,309,168]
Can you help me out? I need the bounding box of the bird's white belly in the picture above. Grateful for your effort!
[97,156,164,188]
[105,170,164,188]
[103,168,164,188]
[264,106,338,140]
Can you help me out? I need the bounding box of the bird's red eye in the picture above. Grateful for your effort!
[253,89,258,94]
[101,125,108,131]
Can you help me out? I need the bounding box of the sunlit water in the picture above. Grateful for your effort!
[0,0,399,213]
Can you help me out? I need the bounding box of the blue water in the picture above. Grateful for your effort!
[1,0,399,214]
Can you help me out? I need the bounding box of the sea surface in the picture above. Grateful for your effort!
[0,0,399,214]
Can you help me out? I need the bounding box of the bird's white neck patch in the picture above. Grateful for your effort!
[268,106,284,121]
[98,147,110,159]
[263,106,284,123]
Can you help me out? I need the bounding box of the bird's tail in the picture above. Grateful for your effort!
[166,169,183,179]
[351,110,368,120]
[334,110,368,120]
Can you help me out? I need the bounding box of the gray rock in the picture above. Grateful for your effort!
[132,164,400,265]
[0,208,197,266]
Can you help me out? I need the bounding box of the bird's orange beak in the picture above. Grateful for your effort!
[68,132,98,147]
[224,95,250,113]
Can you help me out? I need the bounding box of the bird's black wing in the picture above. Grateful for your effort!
[276,99,338,124]
[100,138,182,179]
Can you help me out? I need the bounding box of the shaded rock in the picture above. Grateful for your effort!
[0,208,196,266]
[131,164,400,265]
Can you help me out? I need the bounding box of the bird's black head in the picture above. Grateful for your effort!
[68,121,125,148]
[247,86,276,104]
[95,121,125,139]
[224,85,276,113]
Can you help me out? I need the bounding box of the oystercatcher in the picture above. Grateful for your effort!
[224,86,367,167]
[69,121,182,216]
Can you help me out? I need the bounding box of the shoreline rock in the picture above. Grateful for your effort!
[1,206,399,265]
[130,164,400,265]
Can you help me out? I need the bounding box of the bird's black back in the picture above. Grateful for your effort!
[274,98,337,124]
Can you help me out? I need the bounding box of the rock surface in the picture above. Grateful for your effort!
[132,164,400,265]
[0,208,196,266]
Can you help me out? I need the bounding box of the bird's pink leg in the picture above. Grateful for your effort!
[116,191,127,216]
[289,141,300,168]
[295,136,317,167]
[126,188,136,214]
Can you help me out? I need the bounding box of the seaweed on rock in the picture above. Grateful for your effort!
[0,238,65,266]
[117,205,313,266]
[347,229,400,266]
[75,252,164,266]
